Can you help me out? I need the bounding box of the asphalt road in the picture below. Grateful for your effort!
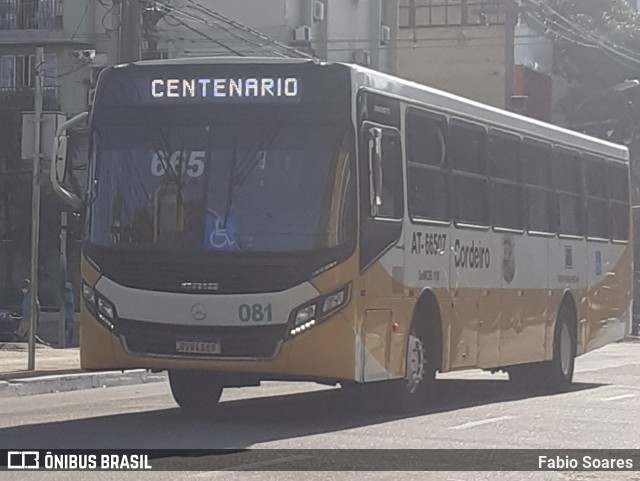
[0,341,639,481]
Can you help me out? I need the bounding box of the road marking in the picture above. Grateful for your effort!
[449,415,516,430]
[601,393,636,402]
[189,454,313,476]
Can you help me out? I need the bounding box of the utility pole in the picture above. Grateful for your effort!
[28,47,44,371]
[504,0,517,110]
[120,0,143,63]
[58,211,67,348]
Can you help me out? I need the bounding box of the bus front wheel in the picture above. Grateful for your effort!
[394,328,436,412]
[168,370,223,414]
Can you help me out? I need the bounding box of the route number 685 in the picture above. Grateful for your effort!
[151,150,205,178]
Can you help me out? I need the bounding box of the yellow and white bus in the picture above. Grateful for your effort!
[52,57,632,412]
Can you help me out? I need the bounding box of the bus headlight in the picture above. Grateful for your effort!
[82,283,95,306]
[82,282,117,331]
[322,290,346,314]
[288,283,351,338]
[295,304,316,325]
[97,296,115,321]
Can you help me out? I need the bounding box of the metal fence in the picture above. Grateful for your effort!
[0,0,62,30]
[0,86,60,110]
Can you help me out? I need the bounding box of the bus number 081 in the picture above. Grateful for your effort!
[238,303,273,323]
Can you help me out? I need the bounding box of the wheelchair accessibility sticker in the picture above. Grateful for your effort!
[204,212,239,251]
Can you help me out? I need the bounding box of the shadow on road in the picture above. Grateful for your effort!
[0,378,606,449]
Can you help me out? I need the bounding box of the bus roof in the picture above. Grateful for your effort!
[121,57,629,161]
[126,56,314,67]
[348,63,629,161]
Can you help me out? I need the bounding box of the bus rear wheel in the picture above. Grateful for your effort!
[544,310,576,391]
[508,306,576,393]
[168,370,223,414]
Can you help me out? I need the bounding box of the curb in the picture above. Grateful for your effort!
[0,370,167,398]
[1,369,84,381]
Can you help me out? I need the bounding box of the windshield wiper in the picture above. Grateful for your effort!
[222,141,238,229]
[220,125,281,227]
[233,124,281,185]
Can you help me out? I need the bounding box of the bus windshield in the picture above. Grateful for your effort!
[88,121,354,254]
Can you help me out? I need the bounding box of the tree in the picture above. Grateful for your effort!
[524,0,640,125]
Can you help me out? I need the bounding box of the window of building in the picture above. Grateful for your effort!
[0,0,63,30]
[0,55,15,88]
[399,0,507,28]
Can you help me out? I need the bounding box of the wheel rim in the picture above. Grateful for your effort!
[560,323,572,376]
[406,332,426,394]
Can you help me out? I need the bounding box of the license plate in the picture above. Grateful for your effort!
[175,339,221,354]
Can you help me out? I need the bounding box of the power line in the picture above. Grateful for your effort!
[147,0,309,59]
[164,13,244,56]
[149,1,280,56]
[522,0,640,72]
[185,0,312,59]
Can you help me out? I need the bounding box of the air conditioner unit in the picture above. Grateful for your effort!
[293,25,312,43]
[73,49,95,61]
[313,1,325,22]
[88,88,97,106]
[381,25,391,45]
[354,49,371,66]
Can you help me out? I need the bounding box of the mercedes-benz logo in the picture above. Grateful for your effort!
[190,303,207,321]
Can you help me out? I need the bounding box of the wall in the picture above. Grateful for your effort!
[396,0,509,108]
[156,0,397,73]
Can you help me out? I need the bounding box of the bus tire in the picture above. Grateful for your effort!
[543,303,576,392]
[508,303,576,393]
[168,370,223,414]
[394,326,437,412]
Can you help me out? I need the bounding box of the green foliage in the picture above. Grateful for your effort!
[550,0,640,50]
[526,0,640,126]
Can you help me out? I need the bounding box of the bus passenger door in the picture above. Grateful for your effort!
[359,123,405,382]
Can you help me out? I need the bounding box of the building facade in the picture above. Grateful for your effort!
[396,0,510,108]
[151,0,398,74]
[0,0,118,307]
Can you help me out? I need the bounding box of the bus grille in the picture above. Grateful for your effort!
[117,320,286,359]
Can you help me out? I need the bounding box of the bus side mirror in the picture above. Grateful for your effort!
[50,112,88,211]
[52,134,68,184]
[368,127,383,217]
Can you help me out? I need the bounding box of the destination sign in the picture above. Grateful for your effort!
[149,76,300,101]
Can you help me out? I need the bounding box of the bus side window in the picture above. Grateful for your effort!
[523,140,555,234]
[489,131,523,230]
[608,161,630,241]
[378,132,403,219]
[451,119,489,226]
[406,109,449,222]
[553,147,584,237]
[584,154,608,239]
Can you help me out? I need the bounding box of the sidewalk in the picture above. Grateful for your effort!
[0,343,166,398]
